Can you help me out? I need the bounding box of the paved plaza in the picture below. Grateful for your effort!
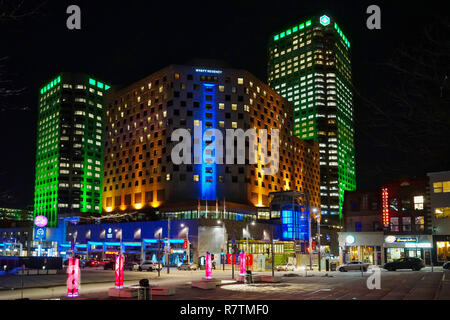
[0,267,449,300]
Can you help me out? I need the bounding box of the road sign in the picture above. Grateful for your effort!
[34,227,46,240]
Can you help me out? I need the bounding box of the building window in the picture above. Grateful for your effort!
[415,216,424,231]
[355,222,362,232]
[193,175,199,182]
[434,181,450,193]
[413,196,424,210]
[402,217,411,232]
[390,217,399,232]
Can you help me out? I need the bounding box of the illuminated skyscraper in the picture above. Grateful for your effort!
[33,73,110,227]
[268,14,355,225]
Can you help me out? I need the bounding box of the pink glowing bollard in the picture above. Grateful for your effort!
[205,252,212,279]
[239,251,246,275]
[115,255,125,288]
[67,257,80,297]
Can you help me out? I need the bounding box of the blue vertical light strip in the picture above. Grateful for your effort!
[200,83,217,201]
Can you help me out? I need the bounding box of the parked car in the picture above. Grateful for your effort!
[139,261,160,271]
[177,263,198,271]
[85,260,101,267]
[276,263,295,271]
[442,261,449,270]
[383,257,425,271]
[125,262,140,271]
[338,261,370,272]
[63,259,86,268]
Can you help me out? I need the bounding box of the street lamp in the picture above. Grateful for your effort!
[313,207,321,271]
[181,223,189,264]
[114,228,123,257]
[217,220,226,271]
[244,221,255,271]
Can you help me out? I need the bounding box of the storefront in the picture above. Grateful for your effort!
[433,235,450,264]
[383,235,433,264]
[337,232,385,265]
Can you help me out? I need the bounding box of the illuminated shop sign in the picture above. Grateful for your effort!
[34,227,47,240]
[404,243,432,248]
[345,235,355,244]
[194,68,222,74]
[385,236,418,243]
[381,188,389,226]
[34,215,48,227]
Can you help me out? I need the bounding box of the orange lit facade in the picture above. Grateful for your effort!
[102,64,320,214]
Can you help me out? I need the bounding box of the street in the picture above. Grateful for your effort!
[0,267,448,300]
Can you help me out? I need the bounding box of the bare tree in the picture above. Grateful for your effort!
[355,18,450,181]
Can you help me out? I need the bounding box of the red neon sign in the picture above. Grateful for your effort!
[382,188,390,226]
[67,257,80,297]
[114,255,124,288]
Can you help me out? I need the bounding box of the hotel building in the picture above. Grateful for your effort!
[102,64,321,219]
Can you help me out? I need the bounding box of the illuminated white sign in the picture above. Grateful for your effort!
[404,243,432,248]
[345,235,355,244]
[195,68,222,74]
[385,236,396,243]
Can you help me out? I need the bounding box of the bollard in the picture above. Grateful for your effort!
[138,279,151,300]
[245,270,253,284]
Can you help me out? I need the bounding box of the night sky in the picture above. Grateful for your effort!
[1,0,448,207]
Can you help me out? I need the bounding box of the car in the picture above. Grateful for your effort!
[85,260,101,267]
[383,257,425,271]
[177,263,198,271]
[138,261,161,271]
[442,261,449,270]
[276,263,295,271]
[125,262,140,271]
[338,261,370,272]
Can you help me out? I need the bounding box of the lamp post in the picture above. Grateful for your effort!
[313,208,321,271]
[217,220,226,271]
[244,221,255,271]
[114,228,123,257]
[181,223,189,264]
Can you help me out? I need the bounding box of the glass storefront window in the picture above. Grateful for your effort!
[361,246,374,264]
[387,247,404,262]
[349,246,359,261]
[437,241,450,262]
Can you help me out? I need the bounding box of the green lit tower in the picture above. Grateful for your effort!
[268,15,355,226]
[33,73,110,227]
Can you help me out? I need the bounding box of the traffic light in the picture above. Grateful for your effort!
[183,238,188,249]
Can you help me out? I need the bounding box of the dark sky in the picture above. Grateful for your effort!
[1,0,448,207]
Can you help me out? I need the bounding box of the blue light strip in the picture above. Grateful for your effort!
[200,83,217,201]
[88,241,103,246]
[75,244,87,248]
[105,242,121,246]
[123,242,142,247]
[166,239,185,244]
